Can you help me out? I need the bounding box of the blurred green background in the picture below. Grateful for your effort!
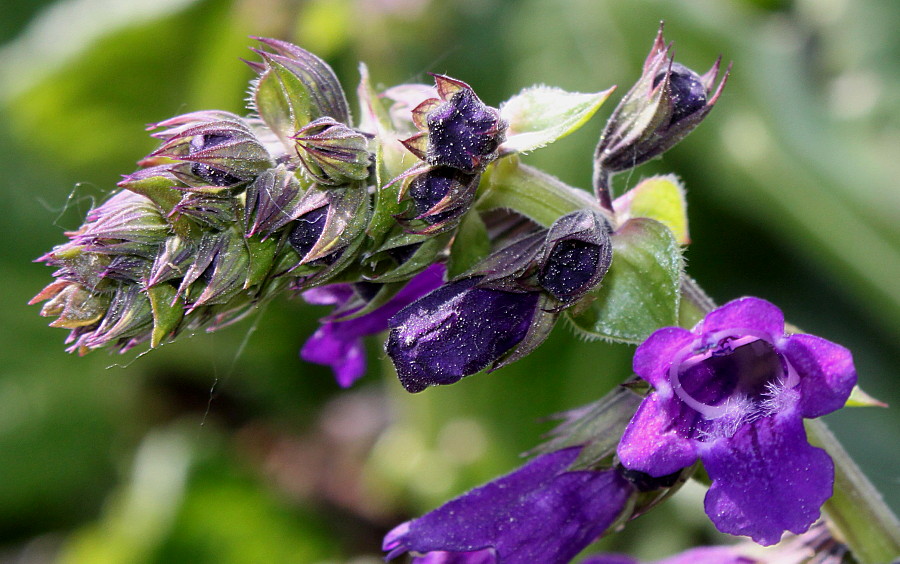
[1,0,898,561]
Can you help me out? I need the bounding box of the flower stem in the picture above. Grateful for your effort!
[679,276,900,563]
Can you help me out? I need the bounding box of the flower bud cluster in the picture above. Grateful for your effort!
[394,74,508,234]
[32,40,373,353]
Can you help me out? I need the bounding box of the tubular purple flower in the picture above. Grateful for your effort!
[383,448,635,564]
[300,264,445,387]
[385,277,540,393]
[617,297,857,545]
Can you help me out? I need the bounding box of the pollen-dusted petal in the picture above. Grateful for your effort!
[782,334,857,418]
[386,279,538,392]
[632,326,694,392]
[617,393,698,477]
[700,297,784,341]
[700,412,833,546]
[383,448,633,564]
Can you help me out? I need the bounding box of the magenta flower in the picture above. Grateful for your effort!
[617,297,857,545]
[301,264,445,387]
[383,448,634,564]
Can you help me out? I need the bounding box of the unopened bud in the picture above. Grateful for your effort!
[293,117,372,186]
[594,24,729,175]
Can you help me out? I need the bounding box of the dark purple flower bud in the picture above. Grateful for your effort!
[396,167,481,235]
[618,297,856,545]
[652,62,708,125]
[288,206,329,260]
[383,447,635,564]
[400,74,507,174]
[292,117,372,185]
[386,277,539,392]
[594,24,729,177]
[474,210,612,305]
[536,210,612,303]
[147,111,273,188]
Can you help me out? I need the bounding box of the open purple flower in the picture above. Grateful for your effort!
[383,447,634,564]
[301,264,445,387]
[617,297,856,545]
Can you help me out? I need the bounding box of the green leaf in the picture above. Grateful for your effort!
[567,218,682,343]
[147,283,183,348]
[500,85,615,153]
[613,174,689,244]
[448,211,490,278]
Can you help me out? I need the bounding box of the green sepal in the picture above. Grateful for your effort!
[147,283,183,348]
[613,174,689,245]
[243,235,278,290]
[253,56,321,143]
[845,384,888,408]
[447,210,490,278]
[532,385,643,470]
[500,86,616,153]
[362,230,449,284]
[193,231,251,307]
[119,173,182,215]
[567,218,682,344]
[479,157,604,227]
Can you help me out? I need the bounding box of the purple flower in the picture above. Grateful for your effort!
[617,297,856,545]
[301,264,445,387]
[383,448,634,564]
[581,546,754,564]
[385,278,540,393]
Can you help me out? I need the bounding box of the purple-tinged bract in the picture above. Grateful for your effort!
[594,23,729,175]
[617,297,856,545]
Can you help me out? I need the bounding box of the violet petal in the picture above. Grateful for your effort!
[782,334,857,418]
[699,297,784,341]
[700,412,833,546]
[617,393,698,476]
[632,326,694,393]
[300,324,365,388]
